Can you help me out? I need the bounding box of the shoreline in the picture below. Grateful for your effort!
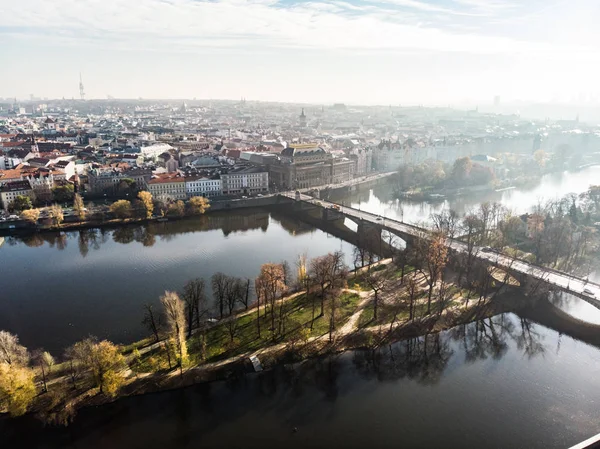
[2,271,530,426]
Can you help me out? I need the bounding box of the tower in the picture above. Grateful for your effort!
[79,73,85,101]
[299,108,307,127]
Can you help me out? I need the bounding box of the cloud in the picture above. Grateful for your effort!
[1,0,598,63]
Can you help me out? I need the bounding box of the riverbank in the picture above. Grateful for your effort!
[7,260,533,426]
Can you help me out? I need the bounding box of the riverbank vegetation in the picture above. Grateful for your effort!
[1,211,546,426]
[5,190,211,233]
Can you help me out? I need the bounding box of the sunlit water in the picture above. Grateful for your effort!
[345,166,600,325]
[2,314,600,449]
[0,210,355,352]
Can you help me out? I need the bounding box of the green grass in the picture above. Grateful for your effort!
[134,291,362,372]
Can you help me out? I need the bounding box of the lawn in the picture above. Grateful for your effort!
[134,290,361,371]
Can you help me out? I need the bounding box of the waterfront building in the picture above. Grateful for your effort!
[221,166,269,195]
[87,167,152,195]
[185,176,222,198]
[0,181,35,210]
[148,173,187,201]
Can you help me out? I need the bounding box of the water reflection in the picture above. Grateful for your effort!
[0,208,356,351]
[6,313,597,449]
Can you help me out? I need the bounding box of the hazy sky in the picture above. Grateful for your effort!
[1,0,599,105]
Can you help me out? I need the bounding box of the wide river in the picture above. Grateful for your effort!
[1,166,600,351]
[1,166,600,447]
[3,312,600,449]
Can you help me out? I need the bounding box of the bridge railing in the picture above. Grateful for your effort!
[286,194,600,290]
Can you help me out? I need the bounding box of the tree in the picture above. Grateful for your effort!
[168,200,185,217]
[137,191,154,219]
[73,193,86,221]
[281,260,292,288]
[423,233,449,315]
[256,263,286,338]
[187,196,210,215]
[110,200,132,219]
[451,157,473,184]
[365,270,389,321]
[20,208,40,224]
[153,199,168,217]
[48,204,64,226]
[63,344,85,389]
[406,277,419,321]
[73,337,125,396]
[182,278,207,339]
[8,195,32,213]
[0,363,36,416]
[142,303,162,343]
[211,272,228,319]
[32,349,55,393]
[254,277,265,338]
[533,149,546,169]
[52,184,74,202]
[0,331,29,366]
[160,291,188,374]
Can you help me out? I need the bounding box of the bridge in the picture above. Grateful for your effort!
[279,192,600,307]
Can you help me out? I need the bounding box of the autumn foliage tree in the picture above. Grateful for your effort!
[161,291,188,374]
[74,193,86,221]
[187,196,210,215]
[0,363,36,416]
[137,191,154,219]
[20,208,40,224]
[110,200,132,219]
[73,337,125,397]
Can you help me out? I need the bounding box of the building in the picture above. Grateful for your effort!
[140,143,174,160]
[87,167,152,195]
[0,181,34,210]
[185,176,222,198]
[348,147,373,175]
[148,173,187,201]
[269,144,355,189]
[221,167,269,195]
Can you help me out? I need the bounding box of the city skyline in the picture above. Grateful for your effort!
[1,0,600,105]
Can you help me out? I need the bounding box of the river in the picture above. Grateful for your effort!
[0,210,355,352]
[1,166,600,352]
[2,312,599,449]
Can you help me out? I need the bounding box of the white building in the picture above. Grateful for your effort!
[140,143,174,160]
[0,181,35,210]
[185,176,222,198]
[221,167,269,195]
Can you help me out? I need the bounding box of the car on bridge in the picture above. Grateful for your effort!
[584,287,596,297]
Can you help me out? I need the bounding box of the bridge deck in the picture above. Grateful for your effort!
[282,192,600,307]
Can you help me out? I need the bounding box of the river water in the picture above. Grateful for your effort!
[2,167,600,447]
[1,166,599,351]
[0,211,355,352]
[2,313,600,449]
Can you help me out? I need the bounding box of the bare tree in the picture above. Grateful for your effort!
[431,209,460,239]
[281,260,292,289]
[182,278,207,338]
[365,270,389,321]
[256,263,286,338]
[406,276,419,321]
[422,233,449,315]
[32,349,54,393]
[142,303,162,343]
[0,330,29,366]
[63,344,85,389]
[160,291,188,374]
[254,277,264,338]
[211,272,228,320]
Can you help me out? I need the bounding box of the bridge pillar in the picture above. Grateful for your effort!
[357,219,383,254]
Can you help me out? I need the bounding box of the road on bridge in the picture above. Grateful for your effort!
[282,192,600,308]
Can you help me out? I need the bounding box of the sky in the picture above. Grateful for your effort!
[1,0,600,105]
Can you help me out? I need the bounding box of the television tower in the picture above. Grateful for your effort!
[79,72,85,101]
